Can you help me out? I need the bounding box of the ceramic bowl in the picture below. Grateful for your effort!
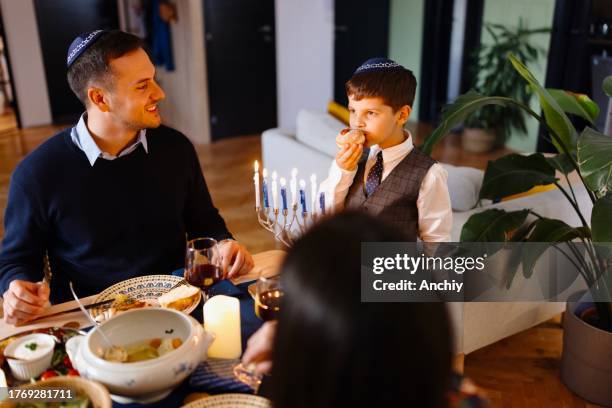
[5,376,112,408]
[5,333,55,381]
[66,308,214,403]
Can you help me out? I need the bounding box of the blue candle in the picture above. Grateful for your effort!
[262,168,269,208]
[319,192,325,215]
[299,179,307,213]
[280,178,288,210]
[262,180,269,208]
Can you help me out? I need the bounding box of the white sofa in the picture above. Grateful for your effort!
[261,109,592,354]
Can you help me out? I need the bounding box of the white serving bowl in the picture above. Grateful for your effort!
[66,308,214,403]
[5,333,56,381]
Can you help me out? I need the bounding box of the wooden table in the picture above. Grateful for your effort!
[0,250,286,339]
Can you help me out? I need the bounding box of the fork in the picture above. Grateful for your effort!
[169,278,187,291]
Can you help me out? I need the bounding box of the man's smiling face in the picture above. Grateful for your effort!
[106,48,166,130]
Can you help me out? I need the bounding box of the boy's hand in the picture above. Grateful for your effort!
[335,129,364,171]
[335,142,363,171]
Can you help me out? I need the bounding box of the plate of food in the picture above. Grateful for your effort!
[0,325,83,387]
[182,393,272,408]
[90,275,201,322]
[5,376,112,408]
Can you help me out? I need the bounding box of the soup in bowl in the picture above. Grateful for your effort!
[66,308,214,403]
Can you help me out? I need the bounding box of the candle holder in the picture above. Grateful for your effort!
[255,204,322,247]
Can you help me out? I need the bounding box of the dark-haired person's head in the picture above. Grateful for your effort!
[66,30,165,130]
[344,58,416,148]
[270,212,452,408]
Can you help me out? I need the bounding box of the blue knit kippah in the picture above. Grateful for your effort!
[353,57,404,75]
[67,30,107,68]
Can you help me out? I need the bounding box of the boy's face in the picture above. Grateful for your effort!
[347,95,410,149]
[105,48,166,130]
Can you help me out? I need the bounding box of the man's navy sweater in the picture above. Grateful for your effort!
[0,125,232,303]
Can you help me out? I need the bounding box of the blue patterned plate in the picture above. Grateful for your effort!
[91,275,200,322]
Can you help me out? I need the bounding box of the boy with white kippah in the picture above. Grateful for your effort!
[319,57,452,242]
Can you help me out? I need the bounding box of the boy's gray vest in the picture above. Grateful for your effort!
[344,148,435,241]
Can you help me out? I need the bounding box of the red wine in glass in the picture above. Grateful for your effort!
[186,264,222,295]
[185,237,222,301]
[255,289,283,321]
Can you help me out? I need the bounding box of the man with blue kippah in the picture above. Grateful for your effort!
[319,57,452,242]
[0,30,254,325]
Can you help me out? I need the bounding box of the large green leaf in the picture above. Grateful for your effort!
[577,127,612,197]
[460,209,529,242]
[603,76,612,98]
[509,54,576,153]
[546,153,577,175]
[421,91,519,155]
[522,219,590,279]
[479,153,557,200]
[592,193,612,242]
[547,89,599,124]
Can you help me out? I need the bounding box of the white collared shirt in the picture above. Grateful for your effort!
[70,113,148,166]
[319,132,453,242]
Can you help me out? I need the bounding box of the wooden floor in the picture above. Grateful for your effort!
[0,112,601,407]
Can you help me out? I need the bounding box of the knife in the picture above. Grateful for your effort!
[16,298,115,326]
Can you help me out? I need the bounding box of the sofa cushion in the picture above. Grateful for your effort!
[296,110,344,157]
[327,101,350,125]
[440,163,484,212]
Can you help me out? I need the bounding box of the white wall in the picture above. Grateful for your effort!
[275,0,334,130]
[120,0,210,145]
[154,0,210,145]
[0,0,52,127]
[388,0,424,122]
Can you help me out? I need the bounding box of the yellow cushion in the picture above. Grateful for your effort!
[328,101,350,125]
[500,184,556,202]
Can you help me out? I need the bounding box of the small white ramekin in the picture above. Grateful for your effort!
[5,333,56,381]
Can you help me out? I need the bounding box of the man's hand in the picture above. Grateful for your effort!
[335,129,364,171]
[219,240,254,279]
[2,280,50,325]
[242,320,277,376]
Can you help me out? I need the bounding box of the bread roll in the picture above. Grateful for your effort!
[336,129,365,148]
[158,285,200,310]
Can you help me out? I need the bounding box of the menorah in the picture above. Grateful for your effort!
[255,205,323,247]
[252,161,326,247]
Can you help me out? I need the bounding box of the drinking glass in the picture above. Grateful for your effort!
[233,274,284,391]
[254,274,283,321]
[185,237,223,303]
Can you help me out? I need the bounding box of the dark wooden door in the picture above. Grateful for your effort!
[34,0,119,124]
[334,0,390,107]
[419,0,454,124]
[203,0,277,140]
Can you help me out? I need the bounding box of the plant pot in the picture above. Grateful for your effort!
[462,128,496,153]
[560,292,612,406]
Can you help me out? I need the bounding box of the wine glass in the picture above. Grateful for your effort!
[185,237,223,303]
[254,274,283,321]
[233,274,284,391]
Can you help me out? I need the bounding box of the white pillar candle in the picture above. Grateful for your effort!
[253,161,260,209]
[310,174,317,214]
[203,295,242,359]
[290,168,298,207]
[271,171,279,211]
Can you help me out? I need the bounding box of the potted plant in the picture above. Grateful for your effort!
[462,21,549,153]
[422,55,611,405]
